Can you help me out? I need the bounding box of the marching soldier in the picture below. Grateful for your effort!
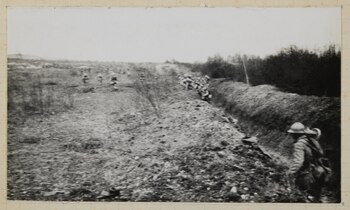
[97,73,103,85]
[110,73,118,91]
[82,73,89,84]
[287,122,331,202]
[183,74,193,90]
[204,75,210,83]
[199,86,212,102]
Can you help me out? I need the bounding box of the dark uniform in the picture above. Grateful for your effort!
[288,135,325,201]
[287,122,329,202]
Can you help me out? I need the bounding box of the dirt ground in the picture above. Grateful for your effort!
[7,63,336,202]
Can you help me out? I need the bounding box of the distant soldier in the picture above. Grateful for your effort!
[178,75,186,88]
[193,80,201,90]
[139,73,145,83]
[82,73,89,84]
[110,73,118,91]
[204,75,210,83]
[287,122,331,202]
[191,77,199,89]
[199,86,212,102]
[183,74,194,90]
[97,73,103,84]
[110,73,118,84]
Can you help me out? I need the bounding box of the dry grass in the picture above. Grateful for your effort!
[132,68,177,118]
[8,71,76,122]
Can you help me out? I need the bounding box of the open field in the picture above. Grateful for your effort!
[7,59,339,202]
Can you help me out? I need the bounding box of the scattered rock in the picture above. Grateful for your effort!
[97,188,121,199]
[225,190,240,202]
[217,151,226,158]
[241,194,248,200]
[220,116,231,123]
[97,190,110,199]
[220,140,229,147]
[241,136,258,144]
[69,188,92,197]
[230,186,238,193]
[152,174,159,181]
[133,189,154,201]
[43,190,66,197]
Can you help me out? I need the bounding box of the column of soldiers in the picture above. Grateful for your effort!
[179,74,212,102]
[81,72,119,91]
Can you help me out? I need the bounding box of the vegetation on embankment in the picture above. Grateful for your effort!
[209,79,340,192]
[192,45,340,97]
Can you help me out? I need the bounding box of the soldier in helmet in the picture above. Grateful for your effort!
[183,74,193,90]
[287,122,329,202]
[97,73,103,85]
[110,72,118,91]
[199,86,212,102]
[178,75,187,89]
[204,75,210,83]
[82,73,89,84]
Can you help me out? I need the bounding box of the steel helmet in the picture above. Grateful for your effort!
[287,122,306,134]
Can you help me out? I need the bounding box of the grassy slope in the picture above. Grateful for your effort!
[209,79,340,194]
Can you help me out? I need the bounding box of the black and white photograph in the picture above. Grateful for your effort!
[7,7,341,203]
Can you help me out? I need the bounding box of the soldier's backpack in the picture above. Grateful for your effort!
[305,137,333,183]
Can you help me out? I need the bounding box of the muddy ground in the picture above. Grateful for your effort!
[7,63,336,202]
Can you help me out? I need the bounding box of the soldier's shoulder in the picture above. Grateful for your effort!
[295,137,309,147]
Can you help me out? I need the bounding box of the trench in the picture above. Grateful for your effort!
[207,79,341,201]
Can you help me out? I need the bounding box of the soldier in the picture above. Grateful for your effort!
[183,74,193,90]
[82,73,89,84]
[110,73,118,84]
[204,75,210,83]
[287,122,330,202]
[110,73,118,91]
[139,73,145,83]
[193,78,201,90]
[97,73,103,85]
[178,75,187,89]
[199,86,212,102]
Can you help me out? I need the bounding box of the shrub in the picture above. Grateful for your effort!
[193,45,340,97]
[8,73,76,120]
[132,67,175,117]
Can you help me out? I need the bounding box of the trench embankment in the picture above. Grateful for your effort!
[209,79,340,188]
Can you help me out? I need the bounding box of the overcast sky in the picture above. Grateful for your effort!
[8,7,340,62]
